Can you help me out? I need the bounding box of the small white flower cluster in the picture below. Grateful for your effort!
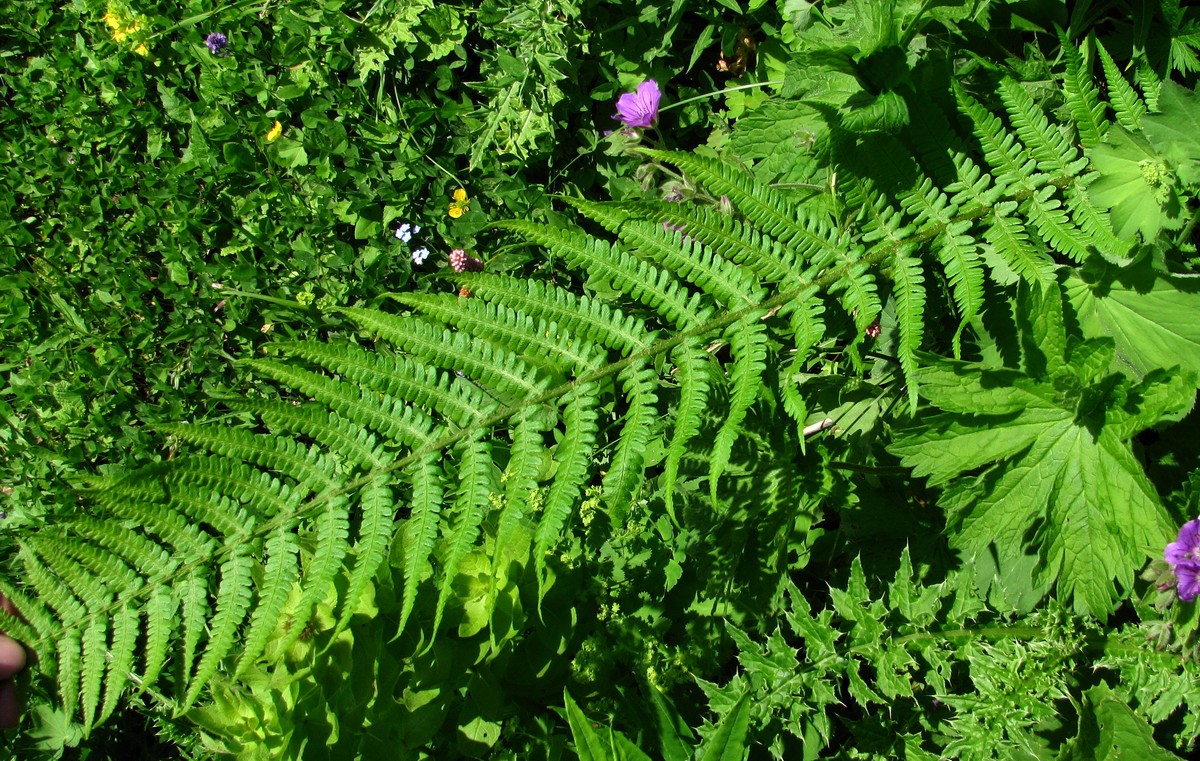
[395,222,429,266]
[394,222,420,243]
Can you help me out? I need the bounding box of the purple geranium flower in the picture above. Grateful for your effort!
[613,80,661,128]
[1166,517,1200,601]
[205,33,228,56]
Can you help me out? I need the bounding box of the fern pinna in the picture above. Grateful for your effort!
[0,60,1176,733]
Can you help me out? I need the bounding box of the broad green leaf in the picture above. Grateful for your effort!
[1065,265,1200,384]
[647,686,695,761]
[890,354,1174,615]
[1058,683,1184,760]
[1086,127,1178,240]
[564,691,652,761]
[1140,81,1200,185]
[272,138,309,168]
[697,693,751,761]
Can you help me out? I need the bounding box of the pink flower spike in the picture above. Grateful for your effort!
[613,80,661,128]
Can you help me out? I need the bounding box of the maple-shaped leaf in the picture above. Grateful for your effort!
[1087,127,1182,240]
[889,344,1192,616]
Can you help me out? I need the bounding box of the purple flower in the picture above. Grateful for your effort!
[613,80,661,128]
[205,33,228,56]
[1166,518,1200,601]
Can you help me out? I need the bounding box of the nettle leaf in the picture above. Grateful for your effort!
[1065,262,1200,386]
[889,352,1178,616]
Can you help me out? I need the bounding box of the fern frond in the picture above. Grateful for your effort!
[983,204,1056,288]
[710,317,769,503]
[998,78,1089,177]
[276,341,493,428]
[1096,40,1146,131]
[662,339,712,519]
[397,453,445,638]
[496,221,708,329]
[1059,31,1107,147]
[335,308,554,402]
[394,292,603,372]
[891,247,927,410]
[233,522,300,677]
[535,381,602,594]
[183,546,254,708]
[458,273,653,353]
[434,431,496,633]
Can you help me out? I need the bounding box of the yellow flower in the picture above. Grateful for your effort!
[134,43,149,56]
[265,121,283,142]
[448,187,470,219]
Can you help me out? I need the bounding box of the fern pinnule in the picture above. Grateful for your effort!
[396,453,446,638]
[0,582,52,672]
[140,586,177,698]
[1063,185,1134,265]
[956,85,1040,185]
[182,546,254,708]
[625,220,768,308]
[1059,31,1107,148]
[497,220,708,329]
[72,516,177,580]
[233,400,386,468]
[179,568,209,694]
[637,149,817,254]
[709,317,770,503]
[535,381,601,600]
[248,361,445,449]
[333,475,394,639]
[433,431,496,635]
[99,603,139,726]
[458,273,653,353]
[599,363,658,516]
[565,197,769,308]
[233,522,300,677]
[275,341,492,429]
[635,202,807,286]
[998,78,1090,177]
[983,207,1057,288]
[1026,187,1090,262]
[1096,39,1146,131]
[891,246,927,411]
[81,617,105,732]
[336,307,555,401]
[662,339,713,519]
[141,457,298,522]
[156,423,342,492]
[394,292,604,373]
[491,406,551,599]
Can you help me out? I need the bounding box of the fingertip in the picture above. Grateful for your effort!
[0,637,25,681]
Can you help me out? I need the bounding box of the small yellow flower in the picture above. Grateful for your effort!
[448,187,470,219]
[265,121,283,142]
[134,43,149,56]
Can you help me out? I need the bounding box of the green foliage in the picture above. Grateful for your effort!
[6,0,1200,758]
